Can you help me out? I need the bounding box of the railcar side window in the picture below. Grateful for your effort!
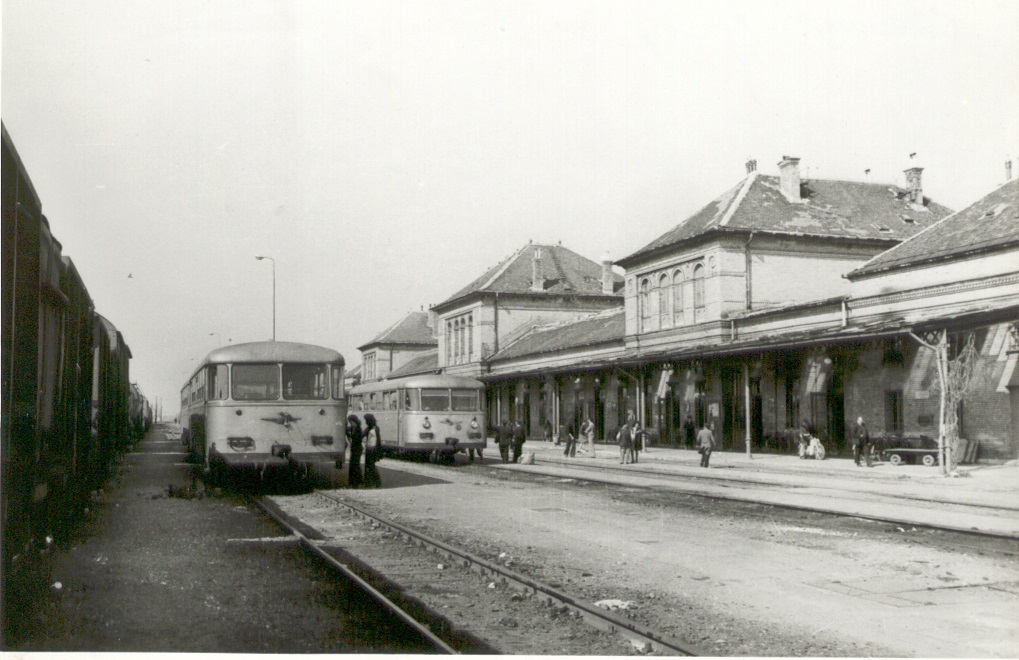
[451,389,479,411]
[283,363,328,400]
[404,389,420,410]
[209,364,229,400]
[421,388,450,411]
[331,365,344,399]
[232,364,280,401]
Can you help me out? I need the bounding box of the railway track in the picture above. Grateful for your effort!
[250,495,462,654]
[256,490,703,656]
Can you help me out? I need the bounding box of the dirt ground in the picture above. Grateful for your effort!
[300,457,1018,657]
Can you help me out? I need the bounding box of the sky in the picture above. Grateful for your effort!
[2,0,1017,419]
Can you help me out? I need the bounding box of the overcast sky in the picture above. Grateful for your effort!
[2,0,1017,417]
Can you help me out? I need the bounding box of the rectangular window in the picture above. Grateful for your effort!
[451,389,479,411]
[232,364,281,401]
[885,390,904,433]
[404,389,420,410]
[331,365,344,399]
[209,364,229,400]
[421,388,451,411]
[283,363,328,400]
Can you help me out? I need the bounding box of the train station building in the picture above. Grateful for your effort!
[354,157,1019,463]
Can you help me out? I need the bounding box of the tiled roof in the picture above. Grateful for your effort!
[490,309,625,362]
[849,179,1019,279]
[385,350,439,379]
[358,311,436,350]
[436,243,623,309]
[619,173,953,266]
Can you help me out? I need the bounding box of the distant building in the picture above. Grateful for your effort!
[357,311,437,383]
[430,242,623,378]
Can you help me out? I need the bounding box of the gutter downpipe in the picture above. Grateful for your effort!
[745,232,754,311]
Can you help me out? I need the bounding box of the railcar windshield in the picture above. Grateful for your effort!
[232,364,280,401]
[451,389,479,411]
[420,388,450,411]
[331,365,344,399]
[283,363,328,400]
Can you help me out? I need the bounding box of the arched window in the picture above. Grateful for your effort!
[658,273,670,328]
[446,321,452,364]
[458,317,466,362]
[693,263,705,316]
[639,278,651,331]
[467,315,474,361]
[672,269,684,325]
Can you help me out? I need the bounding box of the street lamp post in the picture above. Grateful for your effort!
[254,255,276,341]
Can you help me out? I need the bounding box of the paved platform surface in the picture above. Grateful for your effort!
[494,439,1019,539]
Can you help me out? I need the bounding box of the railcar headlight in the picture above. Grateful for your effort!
[470,417,479,430]
[422,417,431,430]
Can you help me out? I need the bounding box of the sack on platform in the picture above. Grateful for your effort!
[521,452,535,465]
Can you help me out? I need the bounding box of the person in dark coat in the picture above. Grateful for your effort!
[563,421,577,458]
[853,416,873,467]
[346,414,363,488]
[497,422,513,463]
[511,420,526,463]
[362,414,382,488]
[682,413,697,450]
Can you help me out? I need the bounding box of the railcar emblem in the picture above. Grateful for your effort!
[261,411,301,429]
[440,417,462,431]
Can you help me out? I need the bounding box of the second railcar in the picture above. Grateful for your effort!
[348,374,486,461]
[181,341,348,480]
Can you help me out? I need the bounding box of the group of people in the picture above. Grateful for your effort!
[496,420,529,463]
[345,413,383,488]
[559,417,597,458]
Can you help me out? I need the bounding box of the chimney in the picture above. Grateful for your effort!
[903,164,924,205]
[427,308,438,338]
[531,247,545,292]
[745,158,757,175]
[778,156,801,202]
[601,253,614,294]
[1006,159,1013,182]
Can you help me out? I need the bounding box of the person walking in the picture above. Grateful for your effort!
[853,416,873,467]
[346,414,363,488]
[617,411,635,464]
[630,421,643,463]
[580,416,596,458]
[682,413,697,450]
[497,421,512,463]
[362,414,383,488]
[511,420,527,463]
[697,421,715,468]
[563,421,577,458]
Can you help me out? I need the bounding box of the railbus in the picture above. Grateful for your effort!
[348,374,486,462]
[180,341,347,480]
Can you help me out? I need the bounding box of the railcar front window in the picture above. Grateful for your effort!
[283,363,328,400]
[421,388,450,411]
[451,389,479,411]
[232,364,280,401]
[331,364,344,399]
[404,389,420,410]
[209,364,229,400]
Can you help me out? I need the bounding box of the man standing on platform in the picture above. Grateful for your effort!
[853,416,873,467]
[511,419,527,463]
